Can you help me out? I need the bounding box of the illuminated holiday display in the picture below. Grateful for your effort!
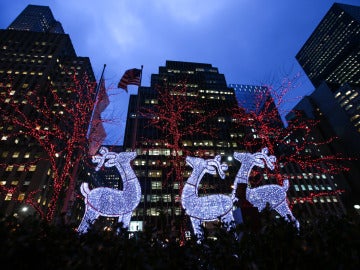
[181,155,234,240]
[246,179,300,229]
[233,148,299,229]
[77,147,140,233]
[229,78,352,208]
[179,148,299,240]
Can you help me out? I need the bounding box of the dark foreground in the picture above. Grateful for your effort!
[1,212,359,270]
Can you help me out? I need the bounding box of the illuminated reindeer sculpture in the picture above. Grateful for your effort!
[181,155,234,240]
[233,147,300,229]
[77,147,141,233]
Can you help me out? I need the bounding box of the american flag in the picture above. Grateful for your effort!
[118,68,142,92]
[88,76,109,155]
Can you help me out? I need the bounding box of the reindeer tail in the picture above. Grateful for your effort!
[282,179,289,191]
[80,182,91,197]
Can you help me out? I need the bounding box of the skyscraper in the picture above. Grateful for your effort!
[296,3,360,88]
[288,2,360,214]
[8,4,65,33]
[0,5,95,221]
[122,60,263,236]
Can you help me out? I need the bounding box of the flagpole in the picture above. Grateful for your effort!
[87,64,106,138]
[131,65,143,150]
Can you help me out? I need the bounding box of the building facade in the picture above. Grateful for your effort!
[296,3,360,88]
[0,5,96,221]
[121,60,266,236]
[289,2,360,214]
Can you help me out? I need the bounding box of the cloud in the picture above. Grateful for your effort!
[153,0,226,24]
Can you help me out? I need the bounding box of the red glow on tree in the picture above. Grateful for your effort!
[140,80,220,185]
[0,70,97,222]
[229,75,352,209]
[139,80,221,242]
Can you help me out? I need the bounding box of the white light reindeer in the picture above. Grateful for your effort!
[77,147,141,233]
[233,147,300,230]
[181,155,234,240]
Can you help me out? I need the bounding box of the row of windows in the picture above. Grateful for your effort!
[4,192,26,201]
[0,69,44,76]
[293,184,332,192]
[4,165,37,172]
[143,207,182,216]
[146,194,177,203]
[0,180,31,186]
[1,151,31,158]
[293,195,338,204]
[199,89,233,95]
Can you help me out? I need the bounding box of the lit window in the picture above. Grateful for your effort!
[151,181,162,190]
[150,195,160,202]
[173,182,180,189]
[162,194,171,202]
[18,193,25,201]
[29,165,37,172]
[5,193,12,201]
[148,170,162,177]
[147,208,160,216]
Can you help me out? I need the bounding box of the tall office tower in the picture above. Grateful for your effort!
[289,2,360,214]
[286,82,360,214]
[296,3,360,88]
[8,4,64,34]
[0,5,95,221]
[285,102,348,219]
[122,60,265,236]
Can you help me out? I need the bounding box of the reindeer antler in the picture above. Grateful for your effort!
[253,147,276,170]
[207,155,228,179]
[92,146,109,171]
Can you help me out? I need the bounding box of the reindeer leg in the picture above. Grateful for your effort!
[222,211,235,231]
[190,217,203,242]
[77,208,99,233]
[121,213,132,230]
[275,202,300,229]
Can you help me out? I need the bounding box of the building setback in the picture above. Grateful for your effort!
[229,84,270,114]
[289,2,360,213]
[0,5,96,220]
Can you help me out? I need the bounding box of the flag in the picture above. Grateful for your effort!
[88,76,109,155]
[118,68,141,92]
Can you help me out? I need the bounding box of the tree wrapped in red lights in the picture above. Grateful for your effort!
[138,80,223,241]
[229,76,352,214]
[140,80,220,185]
[0,70,97,222]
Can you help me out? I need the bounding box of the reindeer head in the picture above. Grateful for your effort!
[206,155,228,179]
[186,155,228,179]
[252,148,276,170]
[234,147,276,170]
[92,147,137,171]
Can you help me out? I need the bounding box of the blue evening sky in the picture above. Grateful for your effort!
[1,0,359,145]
